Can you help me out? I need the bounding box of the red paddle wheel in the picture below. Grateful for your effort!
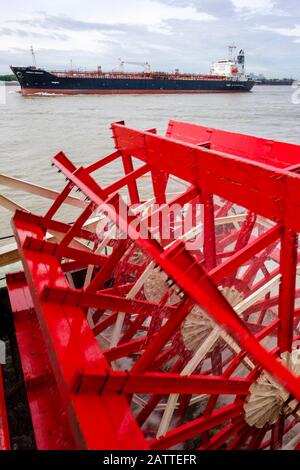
[4,120,300,450]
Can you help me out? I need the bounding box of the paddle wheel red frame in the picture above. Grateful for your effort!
[3,120,300,450]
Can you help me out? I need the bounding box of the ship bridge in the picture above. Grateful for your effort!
[210,47,247,80]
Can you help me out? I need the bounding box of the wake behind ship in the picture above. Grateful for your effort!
[11,48,255,95]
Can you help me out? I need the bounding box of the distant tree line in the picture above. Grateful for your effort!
[255,78,294,86]
[0,75,16,81]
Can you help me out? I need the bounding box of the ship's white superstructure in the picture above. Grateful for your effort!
[210,47,247,81]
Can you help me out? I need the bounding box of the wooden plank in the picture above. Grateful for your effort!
[0,216,101,268]
[0,174,85,208]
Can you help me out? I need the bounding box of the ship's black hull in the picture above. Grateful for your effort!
[11,67,255,94]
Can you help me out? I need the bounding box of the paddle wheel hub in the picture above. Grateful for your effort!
[244,351,300,429]
[1,120,300,450]
[181,287,244,353]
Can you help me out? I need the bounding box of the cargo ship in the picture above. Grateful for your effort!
[11,47,255,96]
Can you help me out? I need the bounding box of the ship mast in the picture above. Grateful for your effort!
[228,44,237,62]
[30,46,37,68]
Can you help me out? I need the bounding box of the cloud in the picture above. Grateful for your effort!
[0,27,67,40]
[2,3,218,54]
[259,24,300,41]
[231,0,276,15]
[12,14,173,35]
[10,2,218,29]
[1,5,218,68]
[160,0,235,16]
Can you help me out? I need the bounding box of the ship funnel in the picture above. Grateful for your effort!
[237,50,245,65]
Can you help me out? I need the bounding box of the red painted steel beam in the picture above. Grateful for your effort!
[151,168,168,206]
[104,336,157,362]
[111,123,300,232]
[13,210,96,243]
[123,374,252,396]
[239,244,278,292]
[23,237,108,267]
[150,403,243,450]
[74,370,252,396]
[166,120,300,169]
[86,239,129,293]
[203,193,217,270]
[55,202,96,258]
[12,212,148,450]
[131,299,192,375]
[6,273,76,450]
[92,312,120,336]
[270,416,285,450]
[140,185,200,230]
[103,164,150,199]
[224,211,257,286]
[86,150,121,174]
[121,153,140,204]
[45,181,74,220]
[247,428,267,450]
[199,420,245,450]
[227,426,253,450]
[210,227,281,284]
[204,319,279,424]
[278,228,298,353]
[41,286,176,318]
[202,320,279,425]
[260,418,297,450]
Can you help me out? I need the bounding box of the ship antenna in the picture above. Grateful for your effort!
[30,46,37,68]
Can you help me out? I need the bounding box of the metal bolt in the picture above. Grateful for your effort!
[167,278,175,287]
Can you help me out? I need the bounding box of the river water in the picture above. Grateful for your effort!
[0,84,299,249]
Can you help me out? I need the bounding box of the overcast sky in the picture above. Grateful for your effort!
[0,0,299,77]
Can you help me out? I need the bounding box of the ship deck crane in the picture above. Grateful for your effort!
[117,59,151,73]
